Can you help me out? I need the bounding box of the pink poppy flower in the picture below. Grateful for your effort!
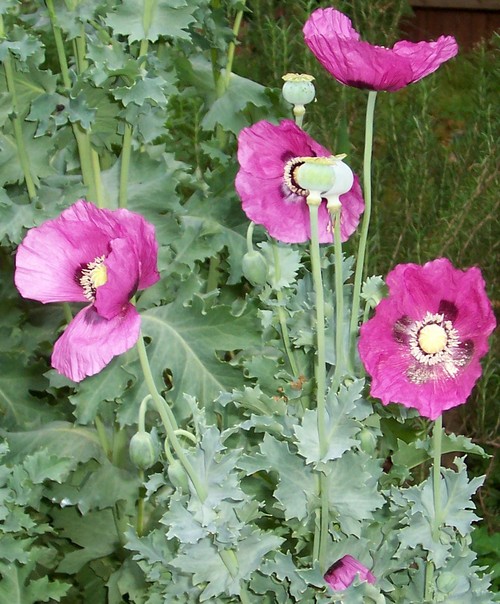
[235,119,364,244]
[359,258,496,419]
[303,8,458,91]
[15,200,160,382]
[324,555,376,591]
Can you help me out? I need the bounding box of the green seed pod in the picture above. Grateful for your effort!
[129,431,159,470]
[167,459,190,492]
[282,73,316,106]
[242,250,268,286]
[295,157,337,195]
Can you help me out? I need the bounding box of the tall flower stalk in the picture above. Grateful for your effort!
[349,90,377,369]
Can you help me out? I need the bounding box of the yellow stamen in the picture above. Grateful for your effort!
[418,323,448,355]
[80,255,107,301]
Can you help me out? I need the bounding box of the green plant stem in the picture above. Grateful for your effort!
[206,255,220,292]
[118,0,153,208]
[94,415,111,459]
[136,469,145,537]
[239,583,252,604]
[135,334,208,502]
[221,2,246,93]
[331,209,344,391]
[119,123,133,208]
[349,90,377,371]
[308,197,328,571]
[45,0,97,200]
[62,302,73,324]
[424,414,443,601]
[0,16,37,201]
[272,243,299,377]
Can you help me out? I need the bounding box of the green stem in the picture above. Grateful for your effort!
[45,0,96,200]
[62,302,73,324]
[349,90,377,371]
[119,123,133,208]
[95,415,111,459]
[219,548,239,578]
[272,243,299,377]
[206,256,220,292]
[221,3,246,92]
[431,414,443,539]
[308,196,328,571]
[136,469,145,537]
[424,414,443,601]
[331,209,345,390]
[135,334,208,501]
[118,0,153,208]
[91,148,105,208]
[0,16,37,201]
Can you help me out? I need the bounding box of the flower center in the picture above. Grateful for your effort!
[418,323,448,354]
[80,255,107,301]
[408,312,459,367]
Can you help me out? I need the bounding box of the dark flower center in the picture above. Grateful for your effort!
[283,157,310,197]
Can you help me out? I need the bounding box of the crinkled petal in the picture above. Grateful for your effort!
[94,238,141,320]
[236,120,364,243]
[325,555,376,591]
[15,209,110,304]
[303,8,457,91]
[359,258,495,419]
[64,200,160,290]
[52,304,141,382]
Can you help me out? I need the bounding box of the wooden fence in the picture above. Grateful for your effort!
[403,1,500,49]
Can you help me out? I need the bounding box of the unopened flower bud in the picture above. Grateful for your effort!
[129,431,159,470]
[282,73,316,106]
[168,459,190,492]
[242,250,268,286]
[358,427,377,455]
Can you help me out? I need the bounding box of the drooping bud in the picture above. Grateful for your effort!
[242,250,268,286]
[129,431,159,470]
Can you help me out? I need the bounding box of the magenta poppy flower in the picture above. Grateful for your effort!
[359,258,496,419]
[235,119,364,243]
[303,8,458,91]
[15,200,160,382]
[324,555,376,591]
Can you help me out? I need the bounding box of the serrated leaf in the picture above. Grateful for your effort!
[113,75,174,107]
[202,71,272,134]
[0,561,70,603]
[105,0,196,43]
[4,421,103,465]
[123,301,260,413]
[327,451,384,536]
[392,433,489,470]
[0,353,54,430]
[53,507,120,574]
[259,241,301,290]
[258,433,316,521]
[294,381,365,465]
